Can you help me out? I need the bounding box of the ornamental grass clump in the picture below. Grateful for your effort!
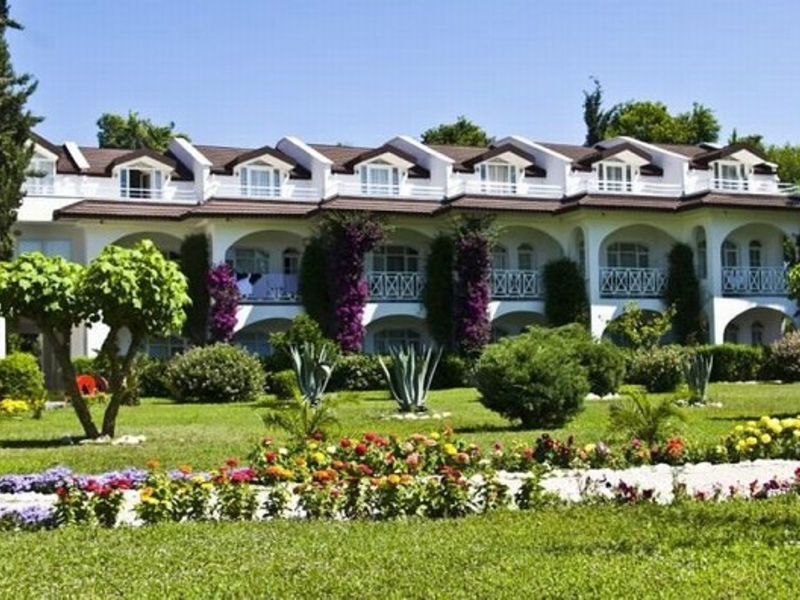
[608,389,685,446]
[379,343,442,413]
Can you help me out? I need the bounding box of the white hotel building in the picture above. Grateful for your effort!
[14,132,800,371]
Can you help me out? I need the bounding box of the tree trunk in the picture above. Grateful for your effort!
[44,329,99,439]
[100,331,141,438]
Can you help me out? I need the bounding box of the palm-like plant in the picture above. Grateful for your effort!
[289,342,334,407]
[608,389,686,445]
[379,344,442,413]
[261,398,339,442]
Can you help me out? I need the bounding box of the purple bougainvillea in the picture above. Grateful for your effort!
[453,216,494,357]
[206,263,240,342]
[322,213,385,352]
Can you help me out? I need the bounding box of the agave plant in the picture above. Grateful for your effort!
[288,343,334,408]
[684,352,713,405]
[608,389,685,445]
[379,344,443,413]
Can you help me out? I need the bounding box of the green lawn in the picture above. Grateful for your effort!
[2,500,800,598]
[2,383,800,473]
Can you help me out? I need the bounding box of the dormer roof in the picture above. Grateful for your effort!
[194,144,310,179]
[690,143,772,171]
[573,142,654,171]
[310,143,430,178]
[105,148,177,173]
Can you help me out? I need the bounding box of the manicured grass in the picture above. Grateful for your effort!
[2,500,800,598]
[3,383,800,473]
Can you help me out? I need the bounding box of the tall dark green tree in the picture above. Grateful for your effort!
[665,243,702,344]
[582,78,616,146]
[421,116,492,146]
[0,1,41,260]
[96,111,188,152]
[423,234,455,349]
[178,233,210,346]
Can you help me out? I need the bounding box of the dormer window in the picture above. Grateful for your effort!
[360,162,400,195]
[480,161,517,193]
[239,163,282,197]
[26,156,56,194]
[120,166,163,199]
[597,161,633,192]
[713,161,748,191]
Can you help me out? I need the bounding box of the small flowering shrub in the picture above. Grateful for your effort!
[0,506,55,531]
[0,398,30,417]
[166,343,265,403]
[214,461,258,521]
[625,345,686,392]
[766,332,800,382]
[206,263,240,343]
[723,415,800,460]
[55,475,133,527]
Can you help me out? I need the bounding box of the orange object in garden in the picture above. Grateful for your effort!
[76,374,97,396]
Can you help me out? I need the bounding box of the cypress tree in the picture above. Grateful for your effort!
[179,233,210,345]
[0,2,41,259]
[666,243,702,344]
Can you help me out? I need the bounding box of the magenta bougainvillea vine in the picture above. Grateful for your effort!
[206,263,240,342]
[453,215,495,357]
[321,212,386,352]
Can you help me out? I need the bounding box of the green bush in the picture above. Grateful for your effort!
[765,332,800,382]
[72,356,98,376]
[543,258,589,327]
[431,353,473,389]
[625,345,686,392]
[475,331,589,428]
[329,354,387,391]
[268,315,338,371]
[695,344,765,382]
[137,356,171,398]
[166,343,265,403]
[0,352,45,403]
[267,369,299,400]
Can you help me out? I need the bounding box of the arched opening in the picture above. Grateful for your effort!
[366,229,430,301]
[231,318,293,357]
[721,223,788,296]
[693,226,707,280]
[491,226,563,300]
[225,231,305,302]
[599,225,676,298]
[113,232,183,260]
[491,311,547,340]
[364,315,429,354]
[723,307,792,346]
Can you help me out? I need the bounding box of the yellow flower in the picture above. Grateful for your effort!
[201,483,213,491]
[191,475,206,484]
[735,440,747,452]
[430,432,440,441]
[734,425,744,433]
[583,443,597,454]
[746,437,758,447]
[312,451,326,464]
[387,474,401,485]
[746,421,757,428]
[760,434,772,445]
[443,443,457,456]
[793,430,800,438]
[308,442,318,451]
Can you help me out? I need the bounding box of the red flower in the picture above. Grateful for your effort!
[493,442,503,451]
[312,430,324,441]
[364,432,378,442]
[355,443,368,456]
[522,447,534,459]
[264,451,277,463]
[357,463,373,477]
[83,479,101,493]
[225,458,239,468]
[340,438,352,448]
[55,487,67,498]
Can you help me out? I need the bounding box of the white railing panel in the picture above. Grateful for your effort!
[599,267,667,297]
[721,267,787,296]
[587,179,682,196]
[236,273,300,303]
[457,180,563,198]
[212,181,318,201]
[367,271,425,300]
[491,269,543,299]
[334,181,444,200]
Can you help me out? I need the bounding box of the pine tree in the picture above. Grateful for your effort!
[0,2,41,260]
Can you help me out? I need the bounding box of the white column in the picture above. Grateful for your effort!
[706,223,726,344]
[585,225,608,338]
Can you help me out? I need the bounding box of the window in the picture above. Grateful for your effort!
[597,161,633,192]
[479,161,517,193]
[722,241,738,268]
[577,238,586,275]
[606,242,649,268]
[751,321,764,346]
[233,330,272,357]
[360,163,400,195]
[372,245,419,272]
[713,162,748,190]
[748,241,762,268]
[697,239,708,279]
[517,244,535,271]
[492,246,508,270]
[226,248,270,274]
[240,165,281,197]
[146,336,186,360]
[374,328,421,354]
[723,324,740,344]
[283,248,300,275]
[26,157,55,193]
[17,239,72,261]
[119,167,163,199]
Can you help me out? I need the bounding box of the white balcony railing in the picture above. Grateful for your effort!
[586,179,683,196]
[22,181,56,196]
[333,181,444,200]
[367,271,425,300]
[600,267,667,297]
[491,269,543,299]
[210,181,318,201]
[722,267,787,296]
[81,179,197,203]
[235,273,299,303]
[452,180,563,198]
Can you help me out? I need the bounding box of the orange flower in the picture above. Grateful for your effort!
[178,464,192,475]
[146,460,160,470]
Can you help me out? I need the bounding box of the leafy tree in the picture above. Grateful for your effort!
[766,143,800,186]
[728,129,766,152]
[543,258,589,326]
[0,2,41,260]
[299,237,335,338]
[606,301,675,349]
[96,111,188,152]
[605,101,720,144]
[421,116,491,146]
[582,78,616,146]
[665,243,702,344]
[0,241,189,438]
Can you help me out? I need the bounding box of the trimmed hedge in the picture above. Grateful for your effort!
[166,344,265,403]
[329,354,387,391]
[267,369,299,400]
[695,344,766,382]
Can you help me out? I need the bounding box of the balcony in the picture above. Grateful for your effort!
[210,180,318,201]
[491,269,543,299]
[722,267,787,296]
[586,179,682,196]
[332,181,444,200]
[81,179,196,203]
[708,178,799,195]
[452,180,563,198]
[600,267,667,298]
[367,271,425,300]
[236,273,299,303]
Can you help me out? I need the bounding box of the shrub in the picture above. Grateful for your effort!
[166,343,265,403]
[608,389,685,444]
[267,370,299,401]
[299,237,335,339]
[475,331,589,428]
[72,356,98,377]
[329,353,388,391]
[695,344,765,382]
[665,243,702,344]
[268,315,337,371]
[625,345,686,393]
[136,356,171,398]
[766,332,800,382]
[543,258,589,327]
[0,352,45,404]
[431,354,473,389]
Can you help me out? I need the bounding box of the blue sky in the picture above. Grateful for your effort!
[8,0,800,148]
